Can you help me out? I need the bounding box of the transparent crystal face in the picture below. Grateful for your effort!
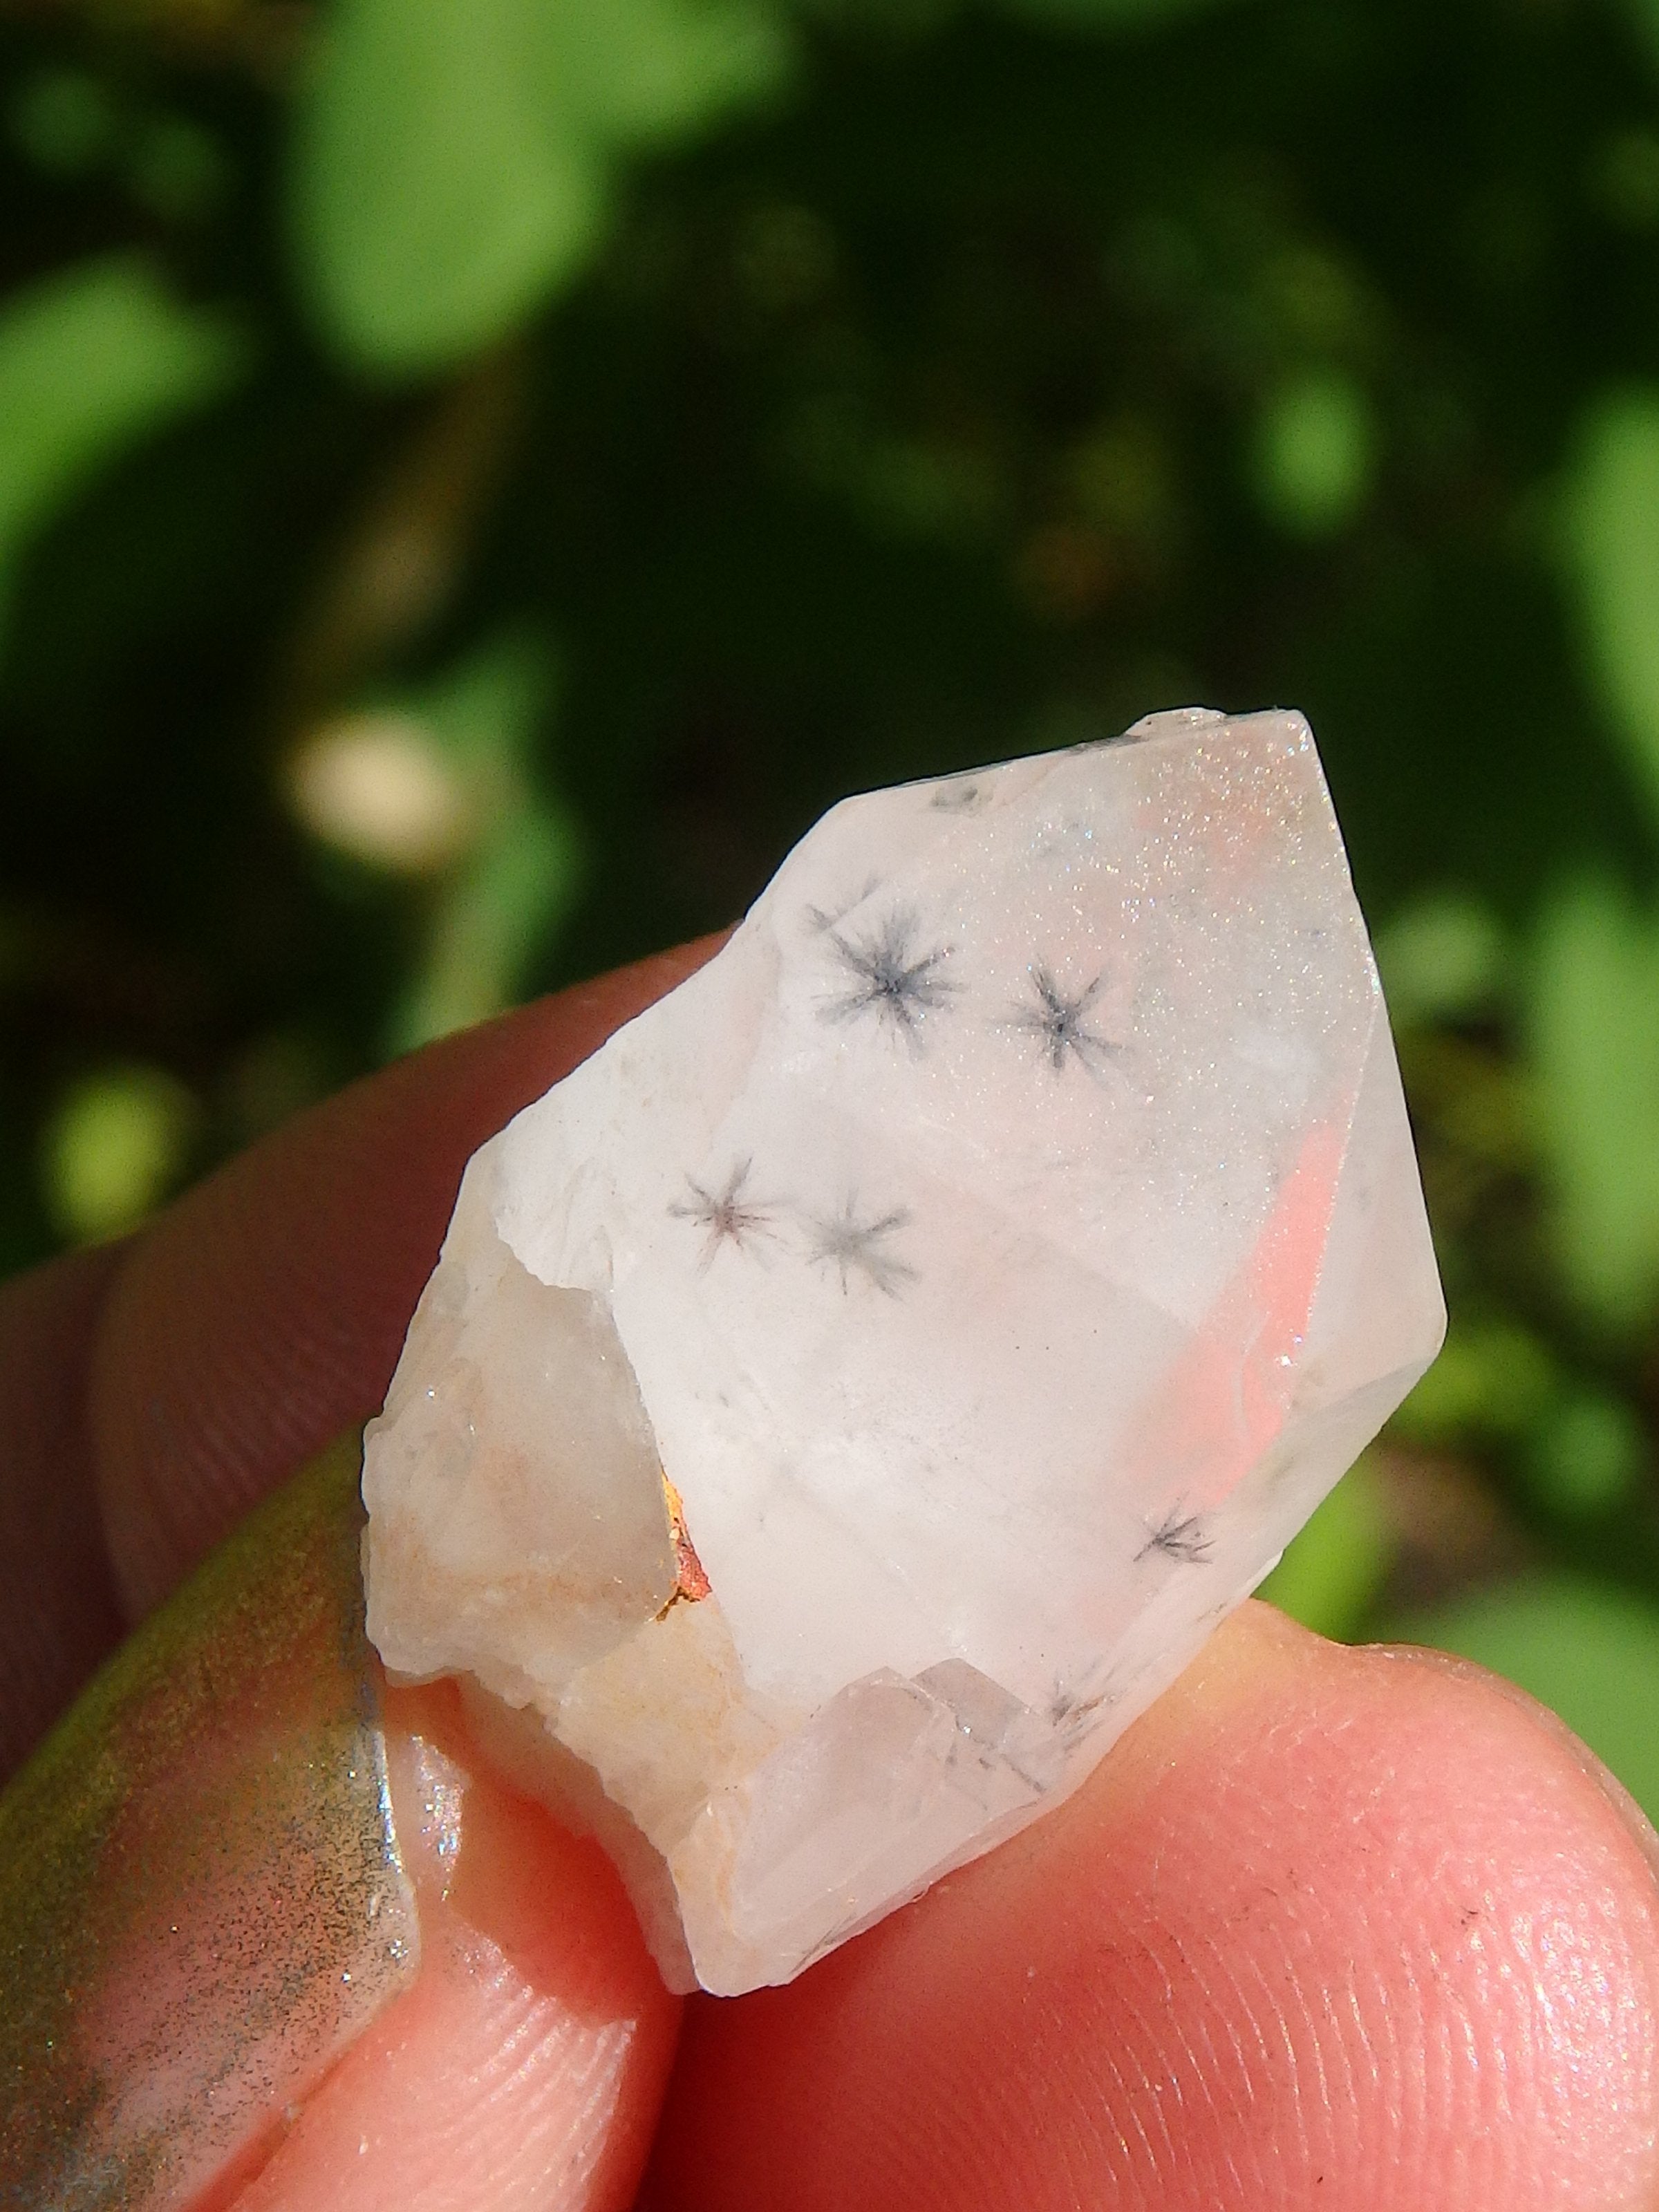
[363,708,1445,1994]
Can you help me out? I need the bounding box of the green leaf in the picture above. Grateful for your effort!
[0,256,241,608]
[397,808,585,1048]
[291,0,606,377]
[534,0,793,148]
[1396,1575,1659,1826]
[1388,1315,1557,1445]
[1523,1389,1646,1517]
[41,1065,198,1244]
[1530,872,1659,1331]
[1562,388,1659,826]
[1372,890,1508,1026]
[1250,367,1375,537]
[1257,1459,1393,1642]
[291,0,792,378]
[380,635,587,1051]
[411,628,558,780]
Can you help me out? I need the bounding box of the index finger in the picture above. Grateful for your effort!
[0,938,720,1780]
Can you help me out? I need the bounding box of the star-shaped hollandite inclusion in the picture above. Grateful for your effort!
[822,906,956,1048]
[669,1160,778,1270]
[1008,963,1118,1077]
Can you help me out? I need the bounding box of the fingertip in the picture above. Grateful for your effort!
[646,1601,1659,2212]
[1359,1633,1659,1884]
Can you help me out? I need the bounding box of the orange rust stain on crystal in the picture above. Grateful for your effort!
[659,1474,712,1615]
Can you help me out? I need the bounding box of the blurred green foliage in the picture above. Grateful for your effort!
[1257,1454,1393,1642]
[10,0,1659,1797]
[0,254,241,637]
[293,0,791,371]
[40,1059,198,1243]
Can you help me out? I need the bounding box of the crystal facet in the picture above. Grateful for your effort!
[362,708,1445,1995]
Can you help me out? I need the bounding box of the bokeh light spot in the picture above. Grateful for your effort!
[41,1066,197,1245]
[1251,368,1375,536]
[288,713,476,874]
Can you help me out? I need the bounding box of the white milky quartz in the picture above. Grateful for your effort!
[362,707,1445,1995]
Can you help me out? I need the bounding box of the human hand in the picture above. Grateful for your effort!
[3,941,1658,2211]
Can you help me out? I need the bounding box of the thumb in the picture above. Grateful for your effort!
[0,1439,679,2212]
[212,1673,679,2212]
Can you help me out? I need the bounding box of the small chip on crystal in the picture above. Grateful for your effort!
[362,707,1445,1995]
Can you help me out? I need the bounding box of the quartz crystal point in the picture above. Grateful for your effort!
[362,706,1445,1996]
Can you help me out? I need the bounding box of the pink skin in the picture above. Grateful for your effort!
[645,1620,1659,2211]
[207,1683,679,2212]
[3,943,1658,2209]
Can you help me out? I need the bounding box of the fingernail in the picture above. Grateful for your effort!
[0,1434,418,2210]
